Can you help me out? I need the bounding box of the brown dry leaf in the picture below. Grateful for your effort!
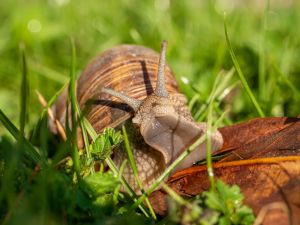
[149,117,300,224]
[150,157,300,224]
[217,117,300,161]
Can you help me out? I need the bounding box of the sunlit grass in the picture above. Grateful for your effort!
[0,1,299,132]
[224,14,265,117]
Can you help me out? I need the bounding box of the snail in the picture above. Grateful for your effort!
[50,41,223,192]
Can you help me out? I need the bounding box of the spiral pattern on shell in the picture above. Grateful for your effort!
[50,45,190,191]
[52,45,181,140]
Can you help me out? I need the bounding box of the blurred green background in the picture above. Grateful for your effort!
[0,0,299,134]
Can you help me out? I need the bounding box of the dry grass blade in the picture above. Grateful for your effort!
[35,90,67,141]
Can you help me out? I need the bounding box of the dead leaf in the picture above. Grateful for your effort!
[217,117,300,161]
[149,117,300,225]
[150,157,300,224]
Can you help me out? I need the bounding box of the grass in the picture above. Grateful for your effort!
[1,1,300,130]
[0,1,300,224]
[224,14,265,117]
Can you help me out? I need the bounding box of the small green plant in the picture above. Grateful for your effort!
[204,180,255,225]
[77,172,120,213]
[165,180,255,225]
[90,127,123,161]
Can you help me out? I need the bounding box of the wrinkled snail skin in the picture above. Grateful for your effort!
[50,41,224,192]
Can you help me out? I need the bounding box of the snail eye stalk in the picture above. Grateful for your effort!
[102,87,142,112]
[154,40,169,98]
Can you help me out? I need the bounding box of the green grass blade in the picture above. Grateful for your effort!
[68,38,81,179]
[104,156,150,217]
[224,15,265,117]
[1,109,22,140]
[162,184,192,207]
[48,83,69,107]
[72,92,94,174]
[258,0,270,101]
[272,63,300,99]
[200,68,231,190]
[70,82,95,173]
[188,93,200,110]
[32,83,67,138]
[193,69,235,122]
[122,126,157,220]
[122,126,143,188]
[19,47,29,136]
[0,109,42,164]
[205,83,216,190]
[35,82,68,124]
[113,159,127,204]
[82,117,98,138]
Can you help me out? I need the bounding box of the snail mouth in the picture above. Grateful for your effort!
[140,113,204,167]
[140,116,175,165]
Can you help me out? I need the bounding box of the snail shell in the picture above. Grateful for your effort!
[53,45,181,135]
[50,42,223,192]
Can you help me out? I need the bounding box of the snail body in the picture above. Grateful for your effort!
[51,41,223,191]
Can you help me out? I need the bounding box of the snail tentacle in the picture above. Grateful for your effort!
[154,40,169,98]
[102,87,142,111]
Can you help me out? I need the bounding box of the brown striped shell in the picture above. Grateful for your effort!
[52,45,182,139]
